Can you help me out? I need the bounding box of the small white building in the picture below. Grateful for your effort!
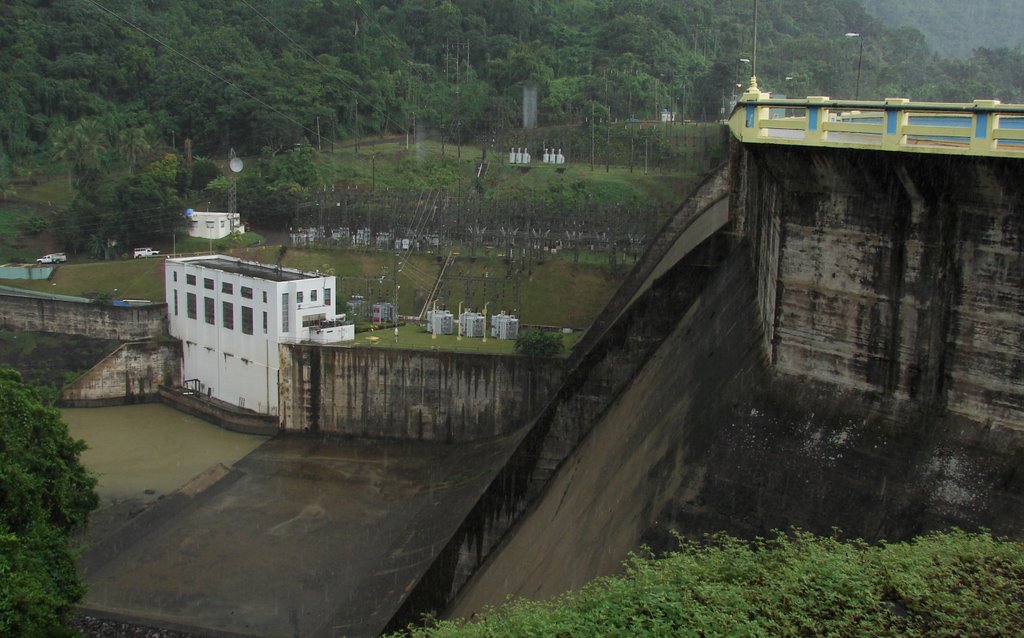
[164,255,353,415]
[185,210,244,239]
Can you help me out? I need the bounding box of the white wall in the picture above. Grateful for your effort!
[165,256,346,415]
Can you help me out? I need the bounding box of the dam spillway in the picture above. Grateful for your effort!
[402,142,1024,624]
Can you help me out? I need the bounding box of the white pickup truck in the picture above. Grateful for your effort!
[36,253,67,264]
[133,247,160,258]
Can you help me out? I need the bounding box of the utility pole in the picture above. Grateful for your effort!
[393,252,399,341]
[590,101,595,171]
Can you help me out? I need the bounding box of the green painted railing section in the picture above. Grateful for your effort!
[728,79,1024,158]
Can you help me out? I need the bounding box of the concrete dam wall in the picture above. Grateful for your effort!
[394,144,1024,623]
[278,345,564,441]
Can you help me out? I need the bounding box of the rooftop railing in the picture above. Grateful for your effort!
[728,80,1024,158]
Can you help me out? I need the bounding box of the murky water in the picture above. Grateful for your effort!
[63,404,268,504]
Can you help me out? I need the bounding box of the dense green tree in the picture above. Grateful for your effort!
[514,330,564,357]
[0,366,98,637]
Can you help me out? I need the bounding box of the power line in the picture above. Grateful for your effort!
[235,0,410,139]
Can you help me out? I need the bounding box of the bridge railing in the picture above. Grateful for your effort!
[729,84,1024,158]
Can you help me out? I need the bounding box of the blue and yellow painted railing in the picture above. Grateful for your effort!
[728,78,1024,158]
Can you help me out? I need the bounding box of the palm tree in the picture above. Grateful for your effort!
[0,177,15,202]
[51,119,105,187]
[119,126,153,174]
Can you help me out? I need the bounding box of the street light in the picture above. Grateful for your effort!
[205,220,215,254]
[736,58,751,98]
[845,32,864,100]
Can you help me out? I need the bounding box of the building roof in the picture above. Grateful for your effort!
[169,255,314,283]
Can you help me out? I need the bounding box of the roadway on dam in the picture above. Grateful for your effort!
[72,405,524,638]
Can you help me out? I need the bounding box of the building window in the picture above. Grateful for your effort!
[241,286,253,299]
[204,277,214,290]
[242,306,254,335]
[281,293,289,332]
[187,292,197,319]
[302,313,326,328]
[324,288,331,306]
[222,282,233,294]
[173,271,178,282]
[262,290,267,303]
[311,289,317,302]
[222,301,234,329]
[186,274,196,285]
[204,297,215,325]
[173,290,179,316]
[262,311,268,334]
[297,291,304,303]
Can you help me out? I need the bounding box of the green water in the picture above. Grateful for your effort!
[63,404,268,504]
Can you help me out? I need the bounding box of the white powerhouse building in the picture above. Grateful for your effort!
[165,255,353,415]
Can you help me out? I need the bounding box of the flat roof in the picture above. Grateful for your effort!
[170,256,314,283]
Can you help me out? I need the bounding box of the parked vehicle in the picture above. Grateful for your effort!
[36,253,67,264]
[133,247,160,258]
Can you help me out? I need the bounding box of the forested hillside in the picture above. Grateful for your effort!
[2,0,1023,254]
[860,0,1024,58]
[3,0,1022,167]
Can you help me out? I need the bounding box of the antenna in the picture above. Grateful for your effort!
[228,148,243,216]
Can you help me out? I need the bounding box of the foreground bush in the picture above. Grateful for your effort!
[0,367,98,636]
[398,530,1024,637]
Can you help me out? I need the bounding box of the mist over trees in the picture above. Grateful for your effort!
[860,0,1024,59]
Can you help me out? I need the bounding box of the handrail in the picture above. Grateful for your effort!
[728,81,1024,158]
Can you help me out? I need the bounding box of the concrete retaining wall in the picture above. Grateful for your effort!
[61,341,180,406]
[735,146,1024,430]
[157,386,278,436]
[279,345,563,441]
[0,293,167,340]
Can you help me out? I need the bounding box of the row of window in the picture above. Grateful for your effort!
[173,270,330,307]
[173,271,266,303]
[176,290,266,335]
[296,288,331,305]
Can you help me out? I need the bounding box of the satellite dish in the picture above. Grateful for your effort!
[229,157,244,173]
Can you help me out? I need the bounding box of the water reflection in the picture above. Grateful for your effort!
[63,403,268,504]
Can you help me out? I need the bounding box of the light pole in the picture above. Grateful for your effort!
[482,302,490,344]
[752,0,759,80]
[457,300,463,341]
[845,32,864,100]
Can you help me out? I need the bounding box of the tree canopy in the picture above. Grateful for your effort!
[2,0,1023,175]
[0,367,98,636]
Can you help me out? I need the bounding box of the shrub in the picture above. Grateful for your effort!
[514,330,564,357]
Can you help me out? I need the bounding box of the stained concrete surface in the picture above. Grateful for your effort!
[79,434,524,638]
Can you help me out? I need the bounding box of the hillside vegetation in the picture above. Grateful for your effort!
[4,0,1021,260]
[397,530,1024,637]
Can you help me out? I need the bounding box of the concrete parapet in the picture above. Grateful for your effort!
[157,386,278,436]
[0,292,167,340]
